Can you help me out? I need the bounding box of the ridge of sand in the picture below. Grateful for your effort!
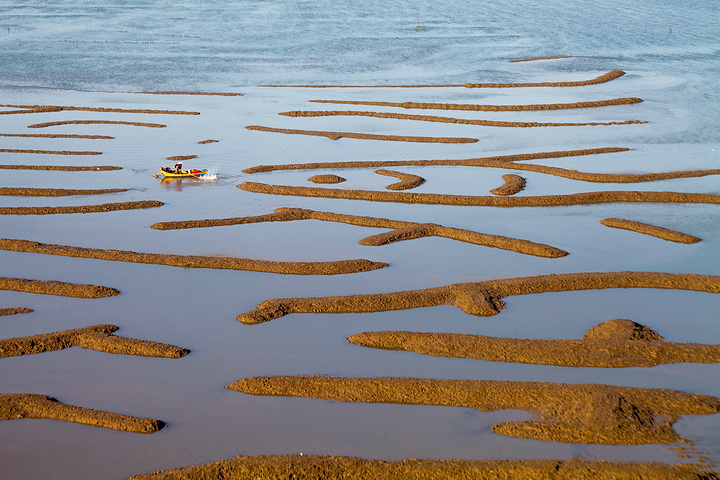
[0,103,198,115]
[601,218,701,243]
[0,200,163,215]
[0,148,102,155]
[0,307,33,316]
[490,174,526,195]
[27,120,166,129]
[0,165,121,171]
[0,133,113,139]
[374,169,425,190]
[0,276,120,298]
[0,187,128,197]
[508,55,574,62]
[308,174,346,184]
[245,125,478,143]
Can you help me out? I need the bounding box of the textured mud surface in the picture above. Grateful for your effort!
[348,319,720,368]
[228,375,720,445]
[127,455,715,480]
[308,174,346,184]
[0,200,163,215]
[236,271,720,324]
[0,324,189,359]
[0,307,33,317]
[601,218,702,243]
[245,125,478,143]
[490,174,526,195]
[0,187,128,197]
[0,148,102,155]
[0,394,164,434]
[28,120,166,129]
[374,169,425,190]
[0,103,199,115]
[0,276,120,298]
[0,165,121,171]
[509,55,574,62]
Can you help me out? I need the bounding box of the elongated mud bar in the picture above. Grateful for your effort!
[0,200,163,215]
[0,276,120,298]
[601,218,701,243]
[236,271,720,324]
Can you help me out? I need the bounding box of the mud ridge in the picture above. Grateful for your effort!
[228,375,720,445]
[0,148,102,155]
[197,139,218,144]
[0,238,388,276]
[150,207,568,258]
[0,308,33,317]
[139,91,243,96]
[508,56,574,62]
[0,133,113,139]
[0,187,128,197]
[309,96,643,111]
[235,271,720,324]
[245,125,478,143]
[127,454,714,480]
[308,174,346,184]
[0,165,121,171]
[238,182,720,207]
[601,218,701,243]
[348,319,720,368]
[27,120,166,129]
[279,110,646,127]
[0,324,189,359]
[490,174,526,195]
[0,393,164,433]
[0,276,120,298]
[0,103,199,115]
[0,200,163,215]
[374,169,425,190]
[166,155,197,161]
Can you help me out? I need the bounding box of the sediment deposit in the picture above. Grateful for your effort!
[0,187,128,197]
[309,97,642,111]
[0,200,163,215]
[601,218,701,243]
[0,103,199,115]
[27,120,166,129]
[308,174,346,184]
[245,125,478,143]
[0,307,33,316]
[0,165,121,171]
[490,174,526,195]
[508,56,573,62]
[374,169,425,190]
[0,276,119,298]
[0,148,102,155]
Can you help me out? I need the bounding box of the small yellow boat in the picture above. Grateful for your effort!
[154,166,208,179]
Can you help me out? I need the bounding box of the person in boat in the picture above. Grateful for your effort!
[174,161,184,174]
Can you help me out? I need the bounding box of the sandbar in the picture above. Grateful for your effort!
[308,174,345,184]
[374,169,425,190]
[0,187,128,197]
[27,120,166,129]
[0,307,33,317]
[0,148,102,155]
[601,218,701,243]
[508,55,574,62]
[0,165,121,171]
[0,276,120,298]
[245,125,478,143]
[309,97,642,111]
[0,200,163,215]
[490,174,526,195]
[0,103,199,115]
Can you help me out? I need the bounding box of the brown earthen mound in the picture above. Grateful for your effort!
[197,139,219,144]
[347,319,720,368]
[308,174,346,184]
[0,187,128,197]
[149,207,567,258]
[0,148,102,155]
[0,103,199,115]
[601,218,701,243]
[0,165,121,171]
[139,91,243,96]
[490,174,526,195]
[0,393,164,434]
[508,56,573,62]
[166,155,198,161]
[0,133,113,139]
[375,169,425,190]
[0,276,120,298]
[0,324,189,359]
[127,454,714,480]
[228,375,720,445]
[0,200,163,215]
[236,271,720,324]
[0,307,33,317]
[27,120,166,129]
[245,125,478,143]
[0,238,388,276]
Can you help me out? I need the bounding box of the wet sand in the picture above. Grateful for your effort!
[374,169,425,190]
[0,200,163,215]
[0,307,33,317]
[0,133,113,139]
[308,174,346,184]
[0,103,199,115]
[601,218,702,243]
[490,174,526,195]
[0,148,102,155]
[245,125,479,143]
[347,319,720,367]
[0,165,121,171]
[0,276,119,298]
[0,187,128,196]
[27,120,166,129]
[509,55,574,62]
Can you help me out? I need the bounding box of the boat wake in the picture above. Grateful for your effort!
[201,167,218,181]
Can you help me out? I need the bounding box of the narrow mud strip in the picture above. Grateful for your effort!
[348,319,720,368]
[166,155,197,161]
[138,91,243,96]
[0,148,102,155]
[0,238,388,275]
[0,324,189,359]
[309,96,643,111]
[238,182,720,207]
[374,169,425,190]
[0,133,113,139]
[490,174,526,195]
[236,271,720,324]
[308,174,346,184]
[260,70,626,88]
[242,147,630,174]
[245,125,478,143]
[150,207,568,258]
[0,394,164,434]
[0,276,120,298]
[279,110,646,127]
[0,308,33,317]
[127,454,714,480]
[228,375,720,445]
[0,103,199,115]
[0,187,128,197]
[27,120,166,129]
[0,165,121,171]
[0,200,163,215]
[601,218,702,243]
[198,139,218,144]
[508,56,574,62]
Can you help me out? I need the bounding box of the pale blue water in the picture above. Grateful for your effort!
[1,1,719,479]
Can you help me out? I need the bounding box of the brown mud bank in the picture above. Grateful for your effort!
[0,238,388,275]
[308,174,346,184]
[601,218,702,243]
[0,103,199,115]
[238,182,720,207]
[374,169,425,190]
[0,307,33,317]
[150,207,568,258]
[245,125,478,143]
[491,174,526,195]
[0,394,164,434]
[127,454,715,480]
[0,200,163,215]
[509,55,574,62]
[0,276,119,298]
[0,148,102,155]
[0,165,121,171]
[0,187,128,197]
[27,120,166,129]
[348,319,720,368]
[0,324,189,359]
[139,91,243,96]
[236,271,720,324]
[228,375,720,445]
[0,133,113,139]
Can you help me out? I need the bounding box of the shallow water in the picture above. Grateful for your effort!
[1,1,720,479]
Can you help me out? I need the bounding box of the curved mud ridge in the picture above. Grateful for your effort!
[308,174,346,184]
[348,319,720,368]
[150,207,568,258]
[374,169,425,190]
[228,375,720,445]
[0,238,388,276]
[197,139,219,144]
[0,103,199,115]
[127,454,714,480]
[601,218,701,243]
[236,271,720,324]
[27,120,166,129]
[279,109,646,127]
[0,324,189,359]
[490,174,526,195]
[238,182,720,207]
[0,276,119,298]
[0,187,128,197]
[0,200,163,215]
[0,165,121,171]
[0,148,102,155]
[509,55,573,62]
[0,394,164,434]
[0,307,33,317]
[139,91,243,96]
[166,155,197,161]
[0,133,113,139]
[309,97,642,111]
[245,125,478,143]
